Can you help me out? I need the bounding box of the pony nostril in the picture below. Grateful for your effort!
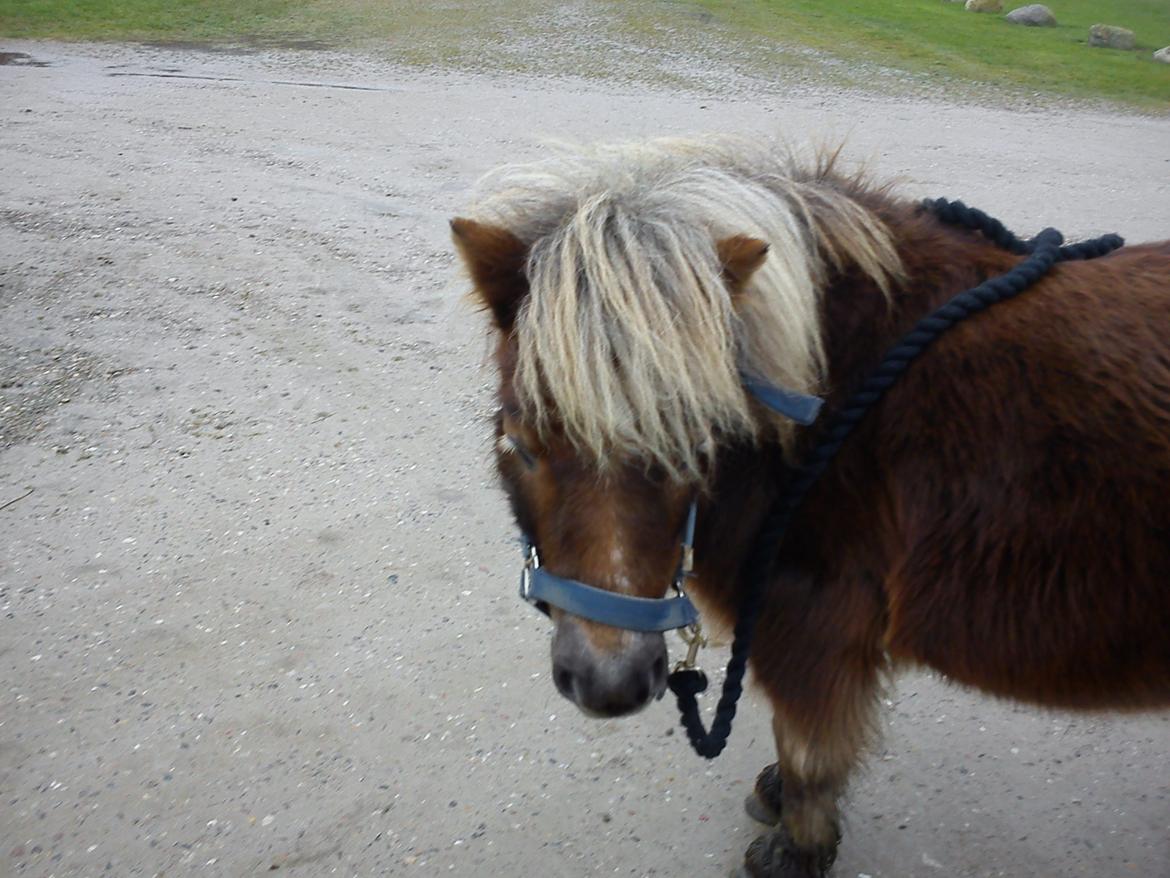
[633,679,650,705]
[553,666,575,699]
[652,652,667,683]
[649,646,669,701]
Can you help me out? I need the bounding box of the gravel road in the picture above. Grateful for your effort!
[2,39,1168,878]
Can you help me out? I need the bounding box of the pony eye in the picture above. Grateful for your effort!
[500,433,538,470]
[646,462,669,484]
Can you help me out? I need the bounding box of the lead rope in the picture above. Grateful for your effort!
[666,200,1124,759]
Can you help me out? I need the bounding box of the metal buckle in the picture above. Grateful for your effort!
[519,541,539,602]
[670,497,698,600]
[675,621,707,672]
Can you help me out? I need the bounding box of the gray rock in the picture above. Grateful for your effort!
[1154,47,1170,64]
[1005,4,1056,26]
[965,0,1003,11]
[1088,24,1136,50]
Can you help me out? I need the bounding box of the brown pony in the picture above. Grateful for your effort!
[451,137,1170,877]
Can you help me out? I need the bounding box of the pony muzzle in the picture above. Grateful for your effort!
[550,618,669,718]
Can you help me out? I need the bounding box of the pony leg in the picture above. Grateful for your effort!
[738,675,879,877]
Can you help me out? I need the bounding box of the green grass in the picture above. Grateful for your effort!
[0,1,568,70]
[0,0,298,41]
[0,1,542,45]
[694,0,1170,108]
[1,0,1168,108]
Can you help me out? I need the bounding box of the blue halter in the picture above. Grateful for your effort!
[516,377,822,632]
[520,500,701,632]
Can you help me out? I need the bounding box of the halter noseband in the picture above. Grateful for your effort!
[519,499,701,632]
[516,379,822,633]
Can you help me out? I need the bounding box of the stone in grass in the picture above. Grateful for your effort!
[1088,24,1136,50]
[965,0,1003,11]
[1005,4,1056,26]
[1154,47,1170,64]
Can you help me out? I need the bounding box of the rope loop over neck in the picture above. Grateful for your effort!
[667,200,1124,759]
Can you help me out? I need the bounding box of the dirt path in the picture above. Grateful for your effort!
[1,40,1168,878]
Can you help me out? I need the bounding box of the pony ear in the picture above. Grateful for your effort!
[717,235,770,294]
[451,218,529,330]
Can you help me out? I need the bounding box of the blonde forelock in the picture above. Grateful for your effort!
[467,136,903,481]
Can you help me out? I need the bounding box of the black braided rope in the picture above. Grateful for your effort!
[667,199,1124,759]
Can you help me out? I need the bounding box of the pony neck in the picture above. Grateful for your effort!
[818,199,1024,412]
[693,200,1023,621]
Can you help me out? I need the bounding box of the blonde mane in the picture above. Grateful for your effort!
[468,136,904,479]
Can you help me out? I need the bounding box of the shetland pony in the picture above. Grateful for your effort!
[451,137,1170,877]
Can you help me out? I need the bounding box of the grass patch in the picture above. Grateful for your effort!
[1,0,1167,107]
[0,0,302,42]
[0,1,555,47]
[0,1,581,73]
[692,0,1170,108]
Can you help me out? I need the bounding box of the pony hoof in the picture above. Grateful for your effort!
[744,791,780,825]
[741,824,839,878]
[744,762,783,825]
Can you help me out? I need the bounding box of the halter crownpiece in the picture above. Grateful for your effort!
[741,373,824,425]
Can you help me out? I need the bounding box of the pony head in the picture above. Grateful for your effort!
[452,137,900,717]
